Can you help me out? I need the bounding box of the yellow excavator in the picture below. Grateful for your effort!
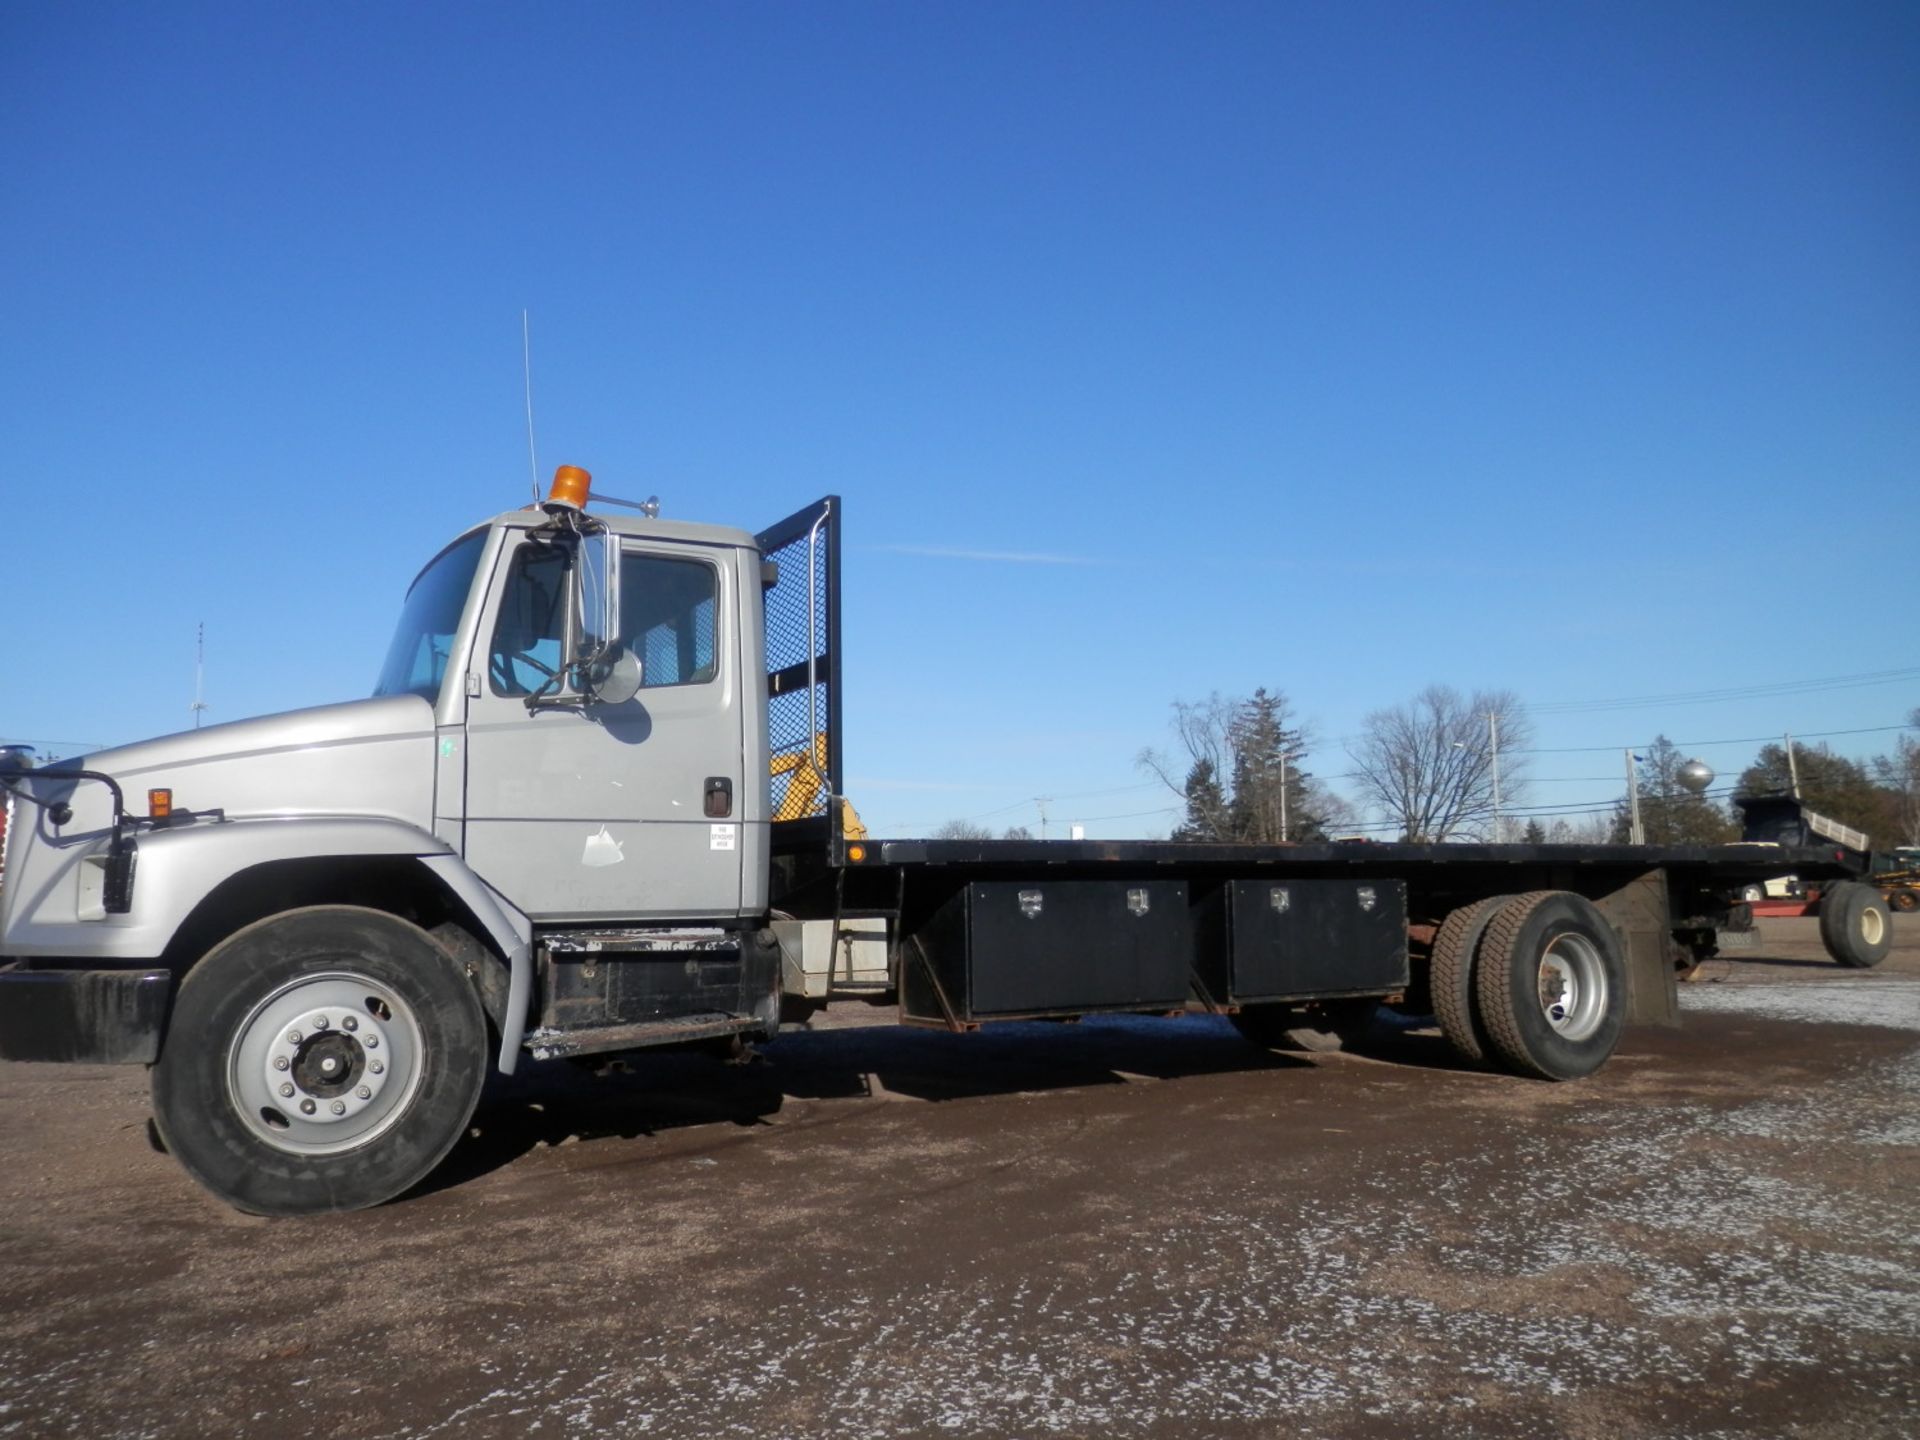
[771,733,867,839]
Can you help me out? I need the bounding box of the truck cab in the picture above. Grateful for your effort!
[379,499,770,923]
[0,471,831,1214]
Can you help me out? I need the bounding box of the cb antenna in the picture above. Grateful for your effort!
[522,309,541,504]
[190,621,209,729]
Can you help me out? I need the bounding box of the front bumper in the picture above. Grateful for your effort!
[0,965,171,1064]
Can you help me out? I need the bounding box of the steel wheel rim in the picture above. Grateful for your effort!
[1860,906,1886,947]
[228,972,424,1155]
[1536,932,1608,1041]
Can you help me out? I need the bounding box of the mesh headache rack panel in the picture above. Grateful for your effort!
[756,497,842,825]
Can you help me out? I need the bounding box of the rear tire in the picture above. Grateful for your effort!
[1891,890,1918,914]
[1231,998,1378,1053]
[152,906,488,1216]
[1473,891,1626,1081]
[1819,881,1893,968]
[1428,895,1513,1064]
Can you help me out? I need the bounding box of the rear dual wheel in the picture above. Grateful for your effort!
[1430,890,1627,1080]
[1428,894,1514,1065]
[152,906,488,1216]
[1472,892,1627,1080]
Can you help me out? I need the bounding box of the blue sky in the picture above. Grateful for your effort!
[3,1,1915,837]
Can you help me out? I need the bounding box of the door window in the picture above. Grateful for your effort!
[622,553,718,688]
[487,541,571,697]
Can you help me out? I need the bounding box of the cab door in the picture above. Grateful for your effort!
[461,531,746,923]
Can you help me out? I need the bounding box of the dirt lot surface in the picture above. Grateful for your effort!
[2,916,1917,1439]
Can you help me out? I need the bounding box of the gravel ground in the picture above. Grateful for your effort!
[1,916,1915,1439]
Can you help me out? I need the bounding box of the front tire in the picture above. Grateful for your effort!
[1473,891,1626,1081]
[152,906,488,1216]
[1819,881,1893,968]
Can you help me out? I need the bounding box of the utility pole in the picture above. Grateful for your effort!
[1035,796,1050,841]
[1489,711,1502,842]
[1625,748,1644,845]
[1279,751,1289,843]
[190,622,209,730]
[1784,732,1801,799]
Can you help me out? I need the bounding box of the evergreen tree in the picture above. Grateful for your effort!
[1144,689,1330,843]
[1226,688,1322,842]
[1734,741,1895,847]
[1611,736,1738,845]
[1522,818,1546,844]
[1172,758,1228,841]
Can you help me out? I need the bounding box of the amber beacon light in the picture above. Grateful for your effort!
[546,464,592,509]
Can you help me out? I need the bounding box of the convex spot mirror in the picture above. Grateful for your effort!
[583,646,643,706]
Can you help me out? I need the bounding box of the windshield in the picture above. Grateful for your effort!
[373,530,488,701]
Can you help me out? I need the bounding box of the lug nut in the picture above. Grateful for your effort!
[341,1016,358,1032]
[273,1056,290,1071]
[369,1060,384,1075]
[286,1029,302,1045]
[299,1099,317,1115]
[356,1085,372,1099]
[279,1082,295,1098]
[311,1015,330,1030]
[330,1100,347,1116]
[364,1035,378,1050]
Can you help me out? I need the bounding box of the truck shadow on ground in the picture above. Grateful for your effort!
[417,1010,1464,1199]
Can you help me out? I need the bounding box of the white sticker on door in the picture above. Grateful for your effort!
[581,826,625,867]
[710,824,738,852]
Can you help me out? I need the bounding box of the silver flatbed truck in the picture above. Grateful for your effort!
[0,470,1897,1214]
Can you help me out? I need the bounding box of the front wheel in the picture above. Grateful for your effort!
[152,906,488,1216]
[1819,881,1893,968]
[1473,891,1626,1081]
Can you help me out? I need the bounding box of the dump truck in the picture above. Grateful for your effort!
[0,469,1896,1215]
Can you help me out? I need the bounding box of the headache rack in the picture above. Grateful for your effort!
[757,496,844,848]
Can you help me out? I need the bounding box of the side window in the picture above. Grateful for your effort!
[488,542,570,696]
[621,552,718,688]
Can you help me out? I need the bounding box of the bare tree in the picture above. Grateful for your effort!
[1871,707,1920,849]
[1346,686,1530,841]
[1548,813,1615,845]
[930,818,994,841]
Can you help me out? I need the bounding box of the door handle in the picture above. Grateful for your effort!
[704,777,733,818]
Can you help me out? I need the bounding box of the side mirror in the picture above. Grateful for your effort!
[574,527,621,664]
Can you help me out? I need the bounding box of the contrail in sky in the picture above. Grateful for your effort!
[870,544,1099,566]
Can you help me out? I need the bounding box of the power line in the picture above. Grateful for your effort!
[1515,722,1916,755]
[1527,665,1920,716]
[896,780,1163,831]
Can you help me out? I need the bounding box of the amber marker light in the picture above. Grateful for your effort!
[547,464,592,509]
[846,844,867,864]
[148,789,173,820]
